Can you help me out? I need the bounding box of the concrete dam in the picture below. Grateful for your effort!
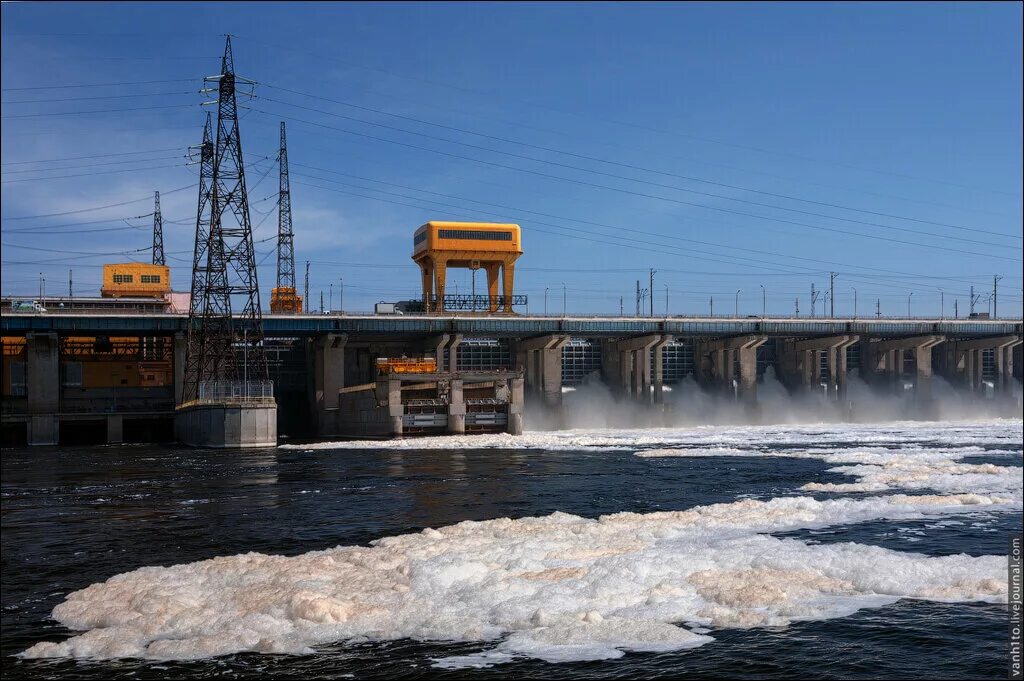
[2,312,1021,446]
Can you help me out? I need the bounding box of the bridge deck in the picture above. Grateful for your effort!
[2,312,1020,338]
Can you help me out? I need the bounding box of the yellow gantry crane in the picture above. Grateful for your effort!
[412,221,522,314]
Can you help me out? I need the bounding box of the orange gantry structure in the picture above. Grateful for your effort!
[412,221,522,314]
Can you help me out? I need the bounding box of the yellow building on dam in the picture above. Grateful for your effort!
[412,221,523,314]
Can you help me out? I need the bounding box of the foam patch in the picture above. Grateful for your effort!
[22,493,1012,665]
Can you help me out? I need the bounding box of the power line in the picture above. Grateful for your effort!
[1,242,151,256]
[260,84,1018,239]
[0,103,196,119]
[1,90,196,104]
[1,146,187,166]
[288,165,1018,283]
[0,162,189,184]
[0,78,197,91]
[1,154,185,175]
[290,177,1010,298]
[0,183,196,219]
[236,34,1022,199]
[249,108,1022,260]
[2,214,153,234]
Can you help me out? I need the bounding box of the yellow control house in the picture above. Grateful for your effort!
[412,221,522,313]
[101,263,170,299]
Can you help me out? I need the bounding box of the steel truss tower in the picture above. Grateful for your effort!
[152,191,165,265]
[183,36,268,403]
[277,122,296,296]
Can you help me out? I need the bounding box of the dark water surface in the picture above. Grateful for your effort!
[1,442,1018,679]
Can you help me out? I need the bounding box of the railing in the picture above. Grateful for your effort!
[422,295,529,311]
[179,380,276,408]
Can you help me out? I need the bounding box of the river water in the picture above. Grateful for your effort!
[2,420,1021,679]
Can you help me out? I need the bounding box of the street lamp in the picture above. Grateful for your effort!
[735,289,741,317]
[665,284,669,317]
[544,287,549,315]
[339,277,344,313]
[939,289,944,320]
[562,282,566,316]
[759,284,766,317]
[852,287,857,319]
[907,292,913,317]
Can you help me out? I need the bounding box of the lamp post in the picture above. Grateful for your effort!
[329,283,333,313]
[907,292,913,318]
[562,282,566,316]
[339,277,344,313]
[939,289,944,320]
[852,287,857,319]
[664,284,669,317]
[544,287,549,315]
[735,289,741,317]
[760,284,766,317]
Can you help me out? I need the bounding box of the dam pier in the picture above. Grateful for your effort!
[2,311,1021,446]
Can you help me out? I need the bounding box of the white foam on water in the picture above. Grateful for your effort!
[21,420,1022,666]
[629,421,1021,498]
[281,419,1022,454]
[21,493,1012,665]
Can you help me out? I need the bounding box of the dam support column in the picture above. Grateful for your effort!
[447,378,466,434]
[26,332,59,446]
[426,334,450,370]
[651,335,674,405]
[785,335,858,400]
[106,415,123,444]
[864,335,944,396]
[507,377,525,435]
[602,335,664,402]
[312,333,347,436]
[447,334,463,372]
[173,332,186,406]
[835,337,858,402]
[385,378,403,437]
[911,336,945,400]
[696,335,767,404]
[997,338,1023,395]
[938,335,1020,396]
[516,334,569,406]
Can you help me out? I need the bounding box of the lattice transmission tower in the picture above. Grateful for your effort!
[269,121,300,312]
[151,191,165,265]
[183,36,268,403]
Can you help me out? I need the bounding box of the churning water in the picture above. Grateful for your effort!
[2,419,1021,679]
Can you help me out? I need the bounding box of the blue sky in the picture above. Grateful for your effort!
[2,2,1021,317]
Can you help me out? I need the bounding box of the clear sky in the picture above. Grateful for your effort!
[2,2,1021,317]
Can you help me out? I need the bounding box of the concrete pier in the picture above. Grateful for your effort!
[106,415,123,444]
[175,404,277,448]
[863,335,944,396]
[26,332,59,445]
[779,335,859,399]
[516,334,569,406]
[696,335,767,403]
[602,334,669,401]
[311,333,347,436]
[939,335,1022,395]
